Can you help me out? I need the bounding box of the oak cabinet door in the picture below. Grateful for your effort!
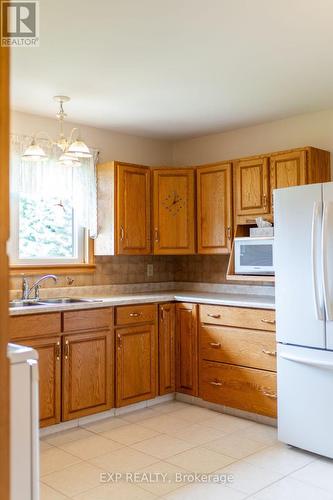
[176,303,198,396]
[117,164,151,255]
[235,157,270,220]
[197,163,232,254]
[159,303,176,395]
[270,150,307,191]
[153,169,195,254]
[116,324,157,406]
[62,330,113,420]
[23,336,61,427]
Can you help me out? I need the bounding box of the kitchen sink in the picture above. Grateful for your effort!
[9,300,42,308]
[38,297,88,304]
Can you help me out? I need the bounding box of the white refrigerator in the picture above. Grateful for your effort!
[275,182,333,458]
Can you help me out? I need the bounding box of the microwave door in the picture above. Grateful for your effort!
[236,240,273,274]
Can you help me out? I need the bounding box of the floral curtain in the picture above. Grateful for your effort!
[10,134,98,238]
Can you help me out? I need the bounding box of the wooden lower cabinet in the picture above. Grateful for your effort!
[176,303,198,396]
[200,360,277,418]
[23,336,61,427]
[62,329,114,421]
[116,324,157,407]
[159,303,176,395]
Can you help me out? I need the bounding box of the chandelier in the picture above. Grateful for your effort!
[22,96,92,166]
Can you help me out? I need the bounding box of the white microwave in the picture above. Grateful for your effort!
[234,237,274,275]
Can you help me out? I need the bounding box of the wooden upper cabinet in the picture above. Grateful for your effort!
[197,163,232,254]
[117,164,151,255]
[23,336,61,427]
[235,157,270,221]
[270,150,307,191]
[176,303,198,396]
[116,323,157,407]
[62,329,113,421]
[153,169,195,254]
[95,161,151,256]
[159,303,176,395]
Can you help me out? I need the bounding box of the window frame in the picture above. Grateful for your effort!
[9,193,95,274]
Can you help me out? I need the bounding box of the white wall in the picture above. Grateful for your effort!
[172,109,333,173]
[11,110,172,166]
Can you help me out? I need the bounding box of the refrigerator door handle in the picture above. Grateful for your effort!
[322,202,333,321]
[312,201,324,320]
[280,352,333,370]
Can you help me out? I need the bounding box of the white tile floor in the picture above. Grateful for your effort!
[39,401,333,499]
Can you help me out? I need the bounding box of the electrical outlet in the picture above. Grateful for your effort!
[147,264,154,278]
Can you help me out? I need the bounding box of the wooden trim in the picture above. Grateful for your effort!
[10,263,95,276]
[0,46,10,500]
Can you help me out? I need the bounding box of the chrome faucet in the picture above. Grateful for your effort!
[22,274,58,301]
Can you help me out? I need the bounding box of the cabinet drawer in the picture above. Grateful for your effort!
[200,360,277,418]
[10,313,61,340]
[63,308,112,333]
[200,305,276,331]
[115,304,156,325]
[200,324,276,371]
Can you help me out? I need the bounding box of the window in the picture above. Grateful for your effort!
[9,193,87,266]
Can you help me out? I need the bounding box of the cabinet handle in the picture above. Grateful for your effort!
[160,307,164,321]
[117,333,122,349]
[120,225,125,241]
[55,341,61,361]
[209,342,221,348]
[64,340,69,360]
[209,380,223,387]
[154,228,159,242]
[227,226,231,240]
[261,318,276,325]
[129,312,141,318]
[263,193,267,209]
[246,219,256,224]
[207,313,221,319]
[262,349,277,357]
[261,390,277,399]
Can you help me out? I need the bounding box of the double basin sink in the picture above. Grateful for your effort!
[9,298,98,308]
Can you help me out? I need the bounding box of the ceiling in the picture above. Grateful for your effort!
[10,0,333,139]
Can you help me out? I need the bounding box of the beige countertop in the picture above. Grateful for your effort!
[9,290,275,316]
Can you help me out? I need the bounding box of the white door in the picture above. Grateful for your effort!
[278,343,333,458]
[274,183,325,348]
[322,183,333,350]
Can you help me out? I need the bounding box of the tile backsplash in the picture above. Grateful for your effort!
[9,254,272,290]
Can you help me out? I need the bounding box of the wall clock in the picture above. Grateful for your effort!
[162,191,185,216]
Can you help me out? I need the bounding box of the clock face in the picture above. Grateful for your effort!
[162,190,185,216]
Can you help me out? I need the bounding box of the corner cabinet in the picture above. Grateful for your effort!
[176,303,198,396]
[95,161,151,255]
[197,162,233,254]
[153,168,195,254]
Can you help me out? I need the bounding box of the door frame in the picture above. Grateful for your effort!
[0,46,10,500]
